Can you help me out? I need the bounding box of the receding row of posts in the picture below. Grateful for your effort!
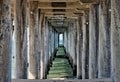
[64,0,119,82]
[0,0,120,82]
[13,1,59,80]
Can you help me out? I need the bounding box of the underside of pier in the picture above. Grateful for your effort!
[0,0,120,82]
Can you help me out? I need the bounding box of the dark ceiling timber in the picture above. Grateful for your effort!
[51,2,66,7]
[80,0,97,3]
[53,9,66,12]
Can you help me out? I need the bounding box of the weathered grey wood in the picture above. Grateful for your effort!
[40,13,46,79]
[82,12,89,79]
[89,4,99,79]
[67,23,71,59]
[14,0,28,79]
[68,22,77,71]
[82,14,86,79]
[98,0,111,78]
[111,0,120,82]
[44,17,49,78]
[51,29,55,53]
[0,0,12,82]
[55,31,59,48]
[38,13,46,79]
[64,31,68,51]
[73,21,77,67]
[76,16,83,79]
[48,24,52,59]
[68,21,77,75]
[28,1,38,79]
[35,9,41,79]
[35,12,42,79]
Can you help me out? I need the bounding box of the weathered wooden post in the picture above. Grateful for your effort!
[0,0,12,82]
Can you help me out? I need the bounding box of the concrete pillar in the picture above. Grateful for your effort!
[69,22,77,67]
[14,0,28,79]
[28,1,38,79]
[54,30,56,49]
[52,29,55,52]
[35,9,40,79]
[66,23,72,66]
[64,31,68,50]
[48,26,54,62]
[69,23,74,66]
[82,12,89,79]
[77,16,83,79]
[44,18,49,78]
[82,13,86,79]
[55,32,59,48]
[67,25,71,57]
[111,0,120,82]
[73,21,77,67]
[67,23,74,69]
[89,4,99,79]
[65,29,69,54]
[35,10,42,79]
[67,22,76,72]
[73,20,77,76]
[69,21,77,69]
[48,24,52,59]
[0,0,12,82]
[37,13,44,79]
[98,0,111,78]
[40,14,46,79]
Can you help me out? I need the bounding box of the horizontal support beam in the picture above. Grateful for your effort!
[30,0,79,2]
[39,2,89,9]
[41,9,76,13]
[46,15,78,19]
[80,0,97,3]
[44,12,74,15]
[39,7,75,9]
[12,79,113,82]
